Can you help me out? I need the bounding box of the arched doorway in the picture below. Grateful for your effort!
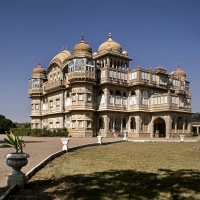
[154,117,166,138]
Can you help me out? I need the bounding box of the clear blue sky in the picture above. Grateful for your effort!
[0,0,200,123]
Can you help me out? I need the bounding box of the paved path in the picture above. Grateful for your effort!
[0,135,121,187]
[0,135,199,188]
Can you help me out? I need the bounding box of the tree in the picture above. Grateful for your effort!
[0,114,16,134]
[191,112,200,122]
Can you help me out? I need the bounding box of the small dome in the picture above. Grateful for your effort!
[172,64,186,77]
[33,61,46,74]
[93,52,98,56]
[98,33,122,54]
[73,34,92,55]
[50,49,71,64]
[122,50,128,56]
[32,61,46,78]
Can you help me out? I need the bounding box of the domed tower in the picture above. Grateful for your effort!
[29,61,47,129]
[29,61,47,96]
[66,34,96,137]
[171,64,186,81]
[93,33,132,83]
[67,34,96,83]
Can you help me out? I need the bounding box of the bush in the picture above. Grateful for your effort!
[10,127,68,137]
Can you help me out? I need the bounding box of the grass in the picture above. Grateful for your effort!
[12,142,200,199]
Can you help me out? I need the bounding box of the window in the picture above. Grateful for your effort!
[72,121,76,129]
[101,70,105,78]
[87,121,91,128]
[130,96,136,105]
[113,71,116,78]
[109,70,113,77]
[142,116,148,132]
[131,72,137,80]
[115,96,121,104]
[72,94,76,101]
[87,94,91,101]
[123,97,127,106]
[109,95,114,104]
[78,121,83,128]
[50,100,53,108]
[49,123,53,128]
[66,118,70,128]
[142,91,148,105]
[35,104,39,110]
[66,97,71,106]
[56,122,60,128]
[79,94,83,101]
[31,104,34,110]
[152,75,157,82]
[56,99,60,106]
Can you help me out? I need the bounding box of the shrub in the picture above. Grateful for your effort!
[10,127,68,137]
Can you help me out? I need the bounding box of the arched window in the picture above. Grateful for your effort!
[177,117,183,130]
[99,117,104,129]
[98,90,105,104]
[130,90,136,105]
[131,91,136,95]
[130,117,136,130]
[185,119,188,130]
[172,119,175,130]
[109,117,113,129]
[123,118,126,128]
[142,116,148,132]
[115,90,121,95]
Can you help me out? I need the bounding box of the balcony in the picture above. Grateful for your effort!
[29,88,43,96]
[44,80,67,92]
[68,71,96,82]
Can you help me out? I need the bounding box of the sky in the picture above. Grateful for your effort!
[0,0,200,123]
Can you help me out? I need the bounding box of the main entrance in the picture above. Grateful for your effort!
[154,117,166,138]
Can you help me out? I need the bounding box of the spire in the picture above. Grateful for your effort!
[81,34,84,42]
[108,33,112,39]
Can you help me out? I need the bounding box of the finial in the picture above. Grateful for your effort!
[81,34,84,42]
[108,33,112,39]
[178,63,180,69]
[38,60,41,66]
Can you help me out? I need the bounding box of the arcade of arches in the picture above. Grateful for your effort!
[97,114,191,138]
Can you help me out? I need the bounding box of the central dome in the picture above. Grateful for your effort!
[50,49,71,65]
[98,33,122,54]
[73,34,92,55]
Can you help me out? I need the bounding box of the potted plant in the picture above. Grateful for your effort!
[97,131,103,145]
[4,132,30,187]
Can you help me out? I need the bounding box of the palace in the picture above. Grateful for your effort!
[29,33,192,138]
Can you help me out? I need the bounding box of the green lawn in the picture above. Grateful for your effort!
[14,142,200,199]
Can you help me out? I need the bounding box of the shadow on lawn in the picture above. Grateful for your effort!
[14,169,200,200]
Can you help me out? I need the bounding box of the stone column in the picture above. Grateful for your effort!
[136,115,141,137]
[166,116,171,138]
[175,119,177,133]
[104,88,108,108]
[103,114,109,137]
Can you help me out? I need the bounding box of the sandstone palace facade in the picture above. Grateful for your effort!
[29,33,192,138]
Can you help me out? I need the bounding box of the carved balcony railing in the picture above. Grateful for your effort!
[29,88,43,96]
[44,80,67,92]
[68,71,96,82]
